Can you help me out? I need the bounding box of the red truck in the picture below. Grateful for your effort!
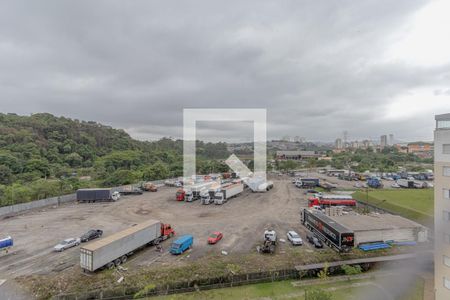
[308,197,356,207]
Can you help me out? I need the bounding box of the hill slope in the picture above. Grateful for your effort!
[0,113,229,206]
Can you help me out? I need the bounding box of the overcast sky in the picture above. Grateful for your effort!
[1,0,450,142]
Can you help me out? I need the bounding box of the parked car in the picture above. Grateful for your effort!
[80,229,103,242]
[207,231,223,244]
[54,238,80,252]
[391,182,400,188]
[287,231,303,245]
[306,233,323,248]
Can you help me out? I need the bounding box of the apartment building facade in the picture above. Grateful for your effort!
[435,113,450,299]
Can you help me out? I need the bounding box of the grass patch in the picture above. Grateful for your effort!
[149,276,423,300]
[353,189,433,226]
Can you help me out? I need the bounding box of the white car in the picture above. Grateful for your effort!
[287,231,303,246]
[54,238,81,252]
[391,182,400,188]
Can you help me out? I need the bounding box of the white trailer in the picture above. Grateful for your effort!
[80,220,172,272]
[397,179,415,188]
[214,183,244,205]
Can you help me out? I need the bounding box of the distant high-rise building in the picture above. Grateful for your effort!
[343,130,348,145]
[389,134,394,145]
[335,138,343,149]
[380,135,388,149]
[434,113,450,299]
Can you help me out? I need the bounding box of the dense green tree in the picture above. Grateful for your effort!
[0,165,13,185]
[142,161,170,181]
[103,169,141,186]
[65,152,83,167]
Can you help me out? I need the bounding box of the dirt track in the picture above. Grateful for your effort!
[0,178,319,280]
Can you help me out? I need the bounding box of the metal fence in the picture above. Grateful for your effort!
[0,178,177,218]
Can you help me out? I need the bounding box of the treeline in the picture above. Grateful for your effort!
[0,113,230,206]
[331,147,432,172]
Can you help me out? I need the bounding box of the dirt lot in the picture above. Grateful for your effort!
[0,178,321,281]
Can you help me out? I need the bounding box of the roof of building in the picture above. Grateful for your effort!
[308,210,353,234]
[329,213,425,232]
[81,219,160,251]
[435,113,450,121]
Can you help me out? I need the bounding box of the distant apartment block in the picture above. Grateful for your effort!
[434,113,450,300]
[380,135,388,149]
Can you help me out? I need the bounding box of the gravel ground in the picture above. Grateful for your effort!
[0,178,319,283]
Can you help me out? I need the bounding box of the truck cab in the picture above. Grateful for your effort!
[214,192,225,205]
[161,223,175,238]
[170,235,193,255]
[176,189,185,201]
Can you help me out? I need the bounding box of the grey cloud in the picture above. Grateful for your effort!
[0,0,449,142]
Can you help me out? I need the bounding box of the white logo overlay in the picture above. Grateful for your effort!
[183,108,267,185]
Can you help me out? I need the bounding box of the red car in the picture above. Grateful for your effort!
[207,231,223,244]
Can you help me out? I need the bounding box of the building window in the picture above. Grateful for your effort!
[444,144,450,154]
[445,167,450,177]
[445,277,450,290]
[445,189,450,199]
[445,234,450,244]
[444,210,450,222]
[444,256,450,268]
[438,120,450,129]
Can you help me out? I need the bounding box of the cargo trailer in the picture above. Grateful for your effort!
[80,220,174,272]
[77,188,120,202]
[301,209,354,252]
[214,183,244,205]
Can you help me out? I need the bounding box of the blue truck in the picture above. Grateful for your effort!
[170,235,193,255]
[367,177,383,188]
[0,236,13,253]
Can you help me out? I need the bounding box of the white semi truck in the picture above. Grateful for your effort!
[214,183,244,205]
[80,220,175,272]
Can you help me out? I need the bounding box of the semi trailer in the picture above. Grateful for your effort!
[396,179,419,188]
[308,198,356,208]
[77,188,120,202]
[308,194,356,207]
[295,178,320,188]
[80,220,175,272]
[301,209,354,252]
[214,183,244,205]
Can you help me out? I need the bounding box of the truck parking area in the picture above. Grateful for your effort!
[0,179,321,279]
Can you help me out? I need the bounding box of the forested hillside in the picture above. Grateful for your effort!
[0,113,229,206]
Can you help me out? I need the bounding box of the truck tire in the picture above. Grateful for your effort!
[169,232,174,238]
[114,258,122,266]
[107,262,115,270]
[120,255,127,263]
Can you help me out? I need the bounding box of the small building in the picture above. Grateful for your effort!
[407,142,434,153]
[276,150,320,160]
[328,213,428,246]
